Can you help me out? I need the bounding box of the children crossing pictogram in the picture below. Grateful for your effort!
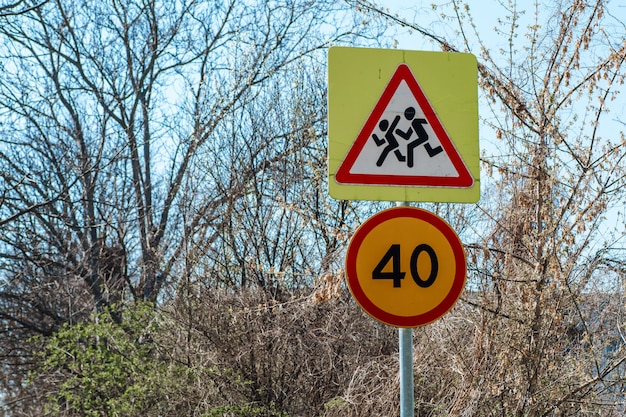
[334,63,474,188]
[375,106,444,168]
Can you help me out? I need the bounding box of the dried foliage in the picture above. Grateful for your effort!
[167,287,398,416]
[30,289,401,417]
[354,0,626,415]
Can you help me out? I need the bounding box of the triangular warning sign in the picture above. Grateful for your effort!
[335,64,474,188]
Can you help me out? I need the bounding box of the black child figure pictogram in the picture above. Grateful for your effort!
[371,116,406,167]
[395,107,443,168]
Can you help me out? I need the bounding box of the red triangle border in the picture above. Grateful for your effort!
[334,64,474,188]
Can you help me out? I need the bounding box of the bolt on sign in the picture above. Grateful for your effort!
[328,46,479,203]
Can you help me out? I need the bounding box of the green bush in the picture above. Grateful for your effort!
[34,303,163,416]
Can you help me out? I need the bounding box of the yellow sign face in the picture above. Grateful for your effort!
[328,46,479,202]
[345,207,466,327]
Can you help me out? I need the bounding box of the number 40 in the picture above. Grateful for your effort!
[372,244,438,288]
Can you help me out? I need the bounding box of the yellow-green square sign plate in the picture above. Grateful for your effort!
[327,46,479,202]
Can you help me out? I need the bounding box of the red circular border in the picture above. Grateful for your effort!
[345,207,466,327]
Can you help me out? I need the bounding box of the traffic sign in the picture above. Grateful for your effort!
[328,47,479,203]
[345,206,466,327]
[335,63,473,188]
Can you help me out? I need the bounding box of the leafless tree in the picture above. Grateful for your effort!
[0,0,374,412]
[0,0,46,17]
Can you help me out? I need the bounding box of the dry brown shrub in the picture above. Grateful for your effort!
[166,286,399,416]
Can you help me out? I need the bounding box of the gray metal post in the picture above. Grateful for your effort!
[396,201,414,416]
[399,327,414,416]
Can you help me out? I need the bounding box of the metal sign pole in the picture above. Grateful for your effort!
[396,201,414,417]
[399,327,414,416]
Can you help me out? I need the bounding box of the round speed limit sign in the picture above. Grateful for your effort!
[345,206,466,327]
